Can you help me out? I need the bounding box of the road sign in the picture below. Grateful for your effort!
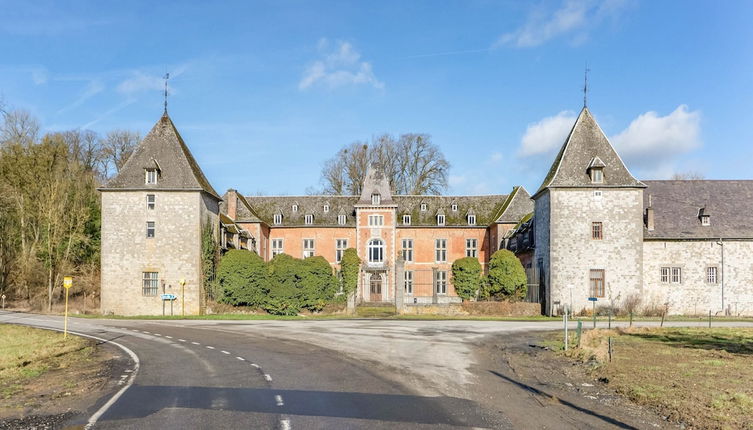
[588,297,598,302]
[161,293,177,301]
[63,276,72,289]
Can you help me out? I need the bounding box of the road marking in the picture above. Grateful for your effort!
[178,339,186,342]
[264,374,272,382]
[221,350,230,355]
[251,363,260,369]
[191,341,200,345]
[153,333,161,336]
[236,356,245,361]
[275,395,284,406]
[142,331,150,334]
[165,335,173,339]
[206,346,215,350]
[280,418,291,430]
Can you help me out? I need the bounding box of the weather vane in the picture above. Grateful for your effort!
[163,72,170,113]
[583,62,590,108]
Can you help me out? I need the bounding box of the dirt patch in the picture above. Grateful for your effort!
[0,325,121,428]
[461,301,541,316]
[470,330,677,429]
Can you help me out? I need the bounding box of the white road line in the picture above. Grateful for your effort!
[221,350,230,355]
[275,395,284,406]
[206,346,215,350]
[178,339,186,342]
[236,356,245,361]
[142,331,150,334]
[264,374,272,382]
[191,341,200,345]
[165,335,173,339]
[251,363,260,369]
[280,418,291,430]
[153,333,161,337]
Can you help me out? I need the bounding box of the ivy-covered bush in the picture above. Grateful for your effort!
[339,248,361,300]
[481,249,527,301]
[451,257,482,300]
[216,250,267,306]
[299,256,338,311]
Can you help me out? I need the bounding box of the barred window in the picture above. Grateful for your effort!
[146,221,155,238]
[142,272,159,296]
[592,222,603,240]
[706,267,717,284]
[589,269,605,298]
[404,271,413,295]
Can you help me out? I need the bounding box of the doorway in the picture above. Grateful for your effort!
[370,273,383,302]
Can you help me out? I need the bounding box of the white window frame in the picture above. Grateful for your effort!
[304,214,313,225]
[467,214,476,226]
[466,238,477,258]
[368,215,384,226]
[368,239,384,263]
[338,214,346,225]
[146,221,155,238]
[404,271,413,295]
[142,272,159,296]
[451,204,457,211]
[701,215,710,226]
[273,213,282,225]
[706,266,718,284]
[145,169,157,185]
[660,267,670,283]
[435,271,447,295]
[335,239,347,263]
[271,239,284,257]
[591,168,604,184]
[437,214,445,226]
[403,215,411,225]
[671,267,682,284]
[292,204,298,212]
[371,193,381,205]
[435,239,447,263]
[302,239,315,258]
[146,194,155,210]
[401,239,413,262]
[323,204,329,213]
[420,203,427,211]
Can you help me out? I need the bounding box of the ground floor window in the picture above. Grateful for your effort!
[404,271,413,295]
[303,239,315,258]
[660,266,682,284]
[142,272,159,296]
[435,270,447,294]
[589,269,605,298]
[272,239,283,256]
[706,266,718,284]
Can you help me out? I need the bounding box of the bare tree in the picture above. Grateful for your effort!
[99,130,140,178]
[1,109,40,147]
[671,171,705,180]
[320,134,449,195]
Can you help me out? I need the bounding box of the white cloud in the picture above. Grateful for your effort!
[518,110,577,157]
[299,39,384,91]
[496,0,629,48]
[57,79,104,114]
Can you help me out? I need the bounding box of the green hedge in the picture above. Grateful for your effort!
[451,257,482,301]
[339,248,361,300]
[482,249,527,301]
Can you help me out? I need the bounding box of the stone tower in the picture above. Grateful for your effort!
[532,108,646,315]
[99,112,221,316]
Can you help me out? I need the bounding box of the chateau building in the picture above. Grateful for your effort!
[100,108,753,316]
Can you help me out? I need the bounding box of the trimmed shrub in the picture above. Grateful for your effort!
[482,250,527,301]
[339,248,361,299]
[264,253,303,315]
[451,257,482,301]
[216,250,267,306]
[299,256,338,311]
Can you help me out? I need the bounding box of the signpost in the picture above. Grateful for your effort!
[63,277,72,339]
[180,279,186,317]
[1,294,5,309]
[588,297,598,328]
[161,293,177,316]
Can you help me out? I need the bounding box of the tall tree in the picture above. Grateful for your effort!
[319,134,450,195]
[99,130,140,178]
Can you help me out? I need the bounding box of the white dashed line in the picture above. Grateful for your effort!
[275,395,284,406]
[142,331,150,334]
[236,356,245,361]
[178,339,186,342]
[191,341,200,345]
[165,335,173,339]
[153,333,161,337]
[280,418,291,430]
[251,363,260,369]
[264,374,272,382]
[206,346,215,350]
[221,350,230,355]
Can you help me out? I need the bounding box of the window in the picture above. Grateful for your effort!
[706,266,718,284]
[401,239,413,262]
[146,194,155,210]
[701,215,710,226]
[589,269,605,298]
[368,239,384,263]
[403,215,411,225]
[371,193,381,205]
[671,267,682,283]
[420,202,427,211]
[404,271,413,295]
[660,267,670,283]
[292,204,298,212]
[336,239,347,263]
[302,239,315,258]
[592,222,603,240]
[146,221,155,238]
[467,215,476,225]
[273,213,282,225]
[304,214,313,225]
[338,214,346,225]
[437,214,445,226]
[272,239,284,257]
[591,168,603,184]
[435,271,447,294]
[368,215,384,226]
[323,204,329,213]
[660,267,684,284]
[451,204,457,211]
[145,169,157,185]
[593,190,602,198]
[435,239,447,263]
[466,239,477,257]
[142,272,159,296]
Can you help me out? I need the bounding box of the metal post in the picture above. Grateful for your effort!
[1,294,4,309]
[608,312,612,330]
[564,312,569,350]
[180,279,186,317]
[593,300,597,329]
[576,321,582,347]
[720,239,725,314]
[171,299,174,316]
[629,311,633,327]
[163,299,165,316]
[608,337,612,362]
[63,288,69,340]
[709,310,712,328]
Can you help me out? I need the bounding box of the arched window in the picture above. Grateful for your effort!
[368,239,384,263]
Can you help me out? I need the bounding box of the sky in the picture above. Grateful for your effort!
[1,0,752,196]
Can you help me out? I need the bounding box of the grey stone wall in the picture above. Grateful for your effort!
[533,191,551,313]
[101,191,206,316]
[643,240,753,316]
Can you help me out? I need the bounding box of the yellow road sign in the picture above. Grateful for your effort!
[63,276,72,289]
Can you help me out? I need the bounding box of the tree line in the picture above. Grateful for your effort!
[0,104,139,310]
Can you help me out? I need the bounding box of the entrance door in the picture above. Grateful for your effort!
[370,273,383,302]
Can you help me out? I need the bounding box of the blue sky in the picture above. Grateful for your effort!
[2,0,752,196]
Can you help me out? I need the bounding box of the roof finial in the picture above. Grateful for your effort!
[583,62,590,108]
[163,72,170,113]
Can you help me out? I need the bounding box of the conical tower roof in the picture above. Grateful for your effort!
[534,107,644,197]
[356,163,395,206]
[101,112,220,199]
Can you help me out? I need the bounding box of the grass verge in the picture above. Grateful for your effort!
[561,327,753,429]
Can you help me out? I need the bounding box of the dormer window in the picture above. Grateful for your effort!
[292,204,298,212]
[451,204,458,212]
[304,214,313,225]
[273,213,282,225]
[145,169,158,185]
[338,214,346,225]
[323,204,329,213]
[420,202,427,211]
[403,214,411,225]
[590,168,603,184]
[437,214,445,226]
[467,214,476,226]
[371,193,381,205]
[701,215,710,226]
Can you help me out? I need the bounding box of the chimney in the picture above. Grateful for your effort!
[227,189,238,220]
[646,194,655,231]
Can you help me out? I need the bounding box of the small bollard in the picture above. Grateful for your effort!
[629,311,633,327]
[576,320,583,347]
[563,312,569,351]
[608,337,613,362]
[709,310,712,328]
[1,294,5,309]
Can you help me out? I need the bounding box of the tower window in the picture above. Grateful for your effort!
[304,214,313,225]
[368,239,384,263]
[437,214,445,226]
[403,214,411,225]
[590,168,604,184]
[420,203,427,211]
[371,193,381,205]
[145,169,158,185]
[338,214,346,225]
[273,213,282,225]
[701,215,710,226]
[146,194,155,210]
[467,214,476,225]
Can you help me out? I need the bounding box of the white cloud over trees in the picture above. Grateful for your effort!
[299,39,383,91]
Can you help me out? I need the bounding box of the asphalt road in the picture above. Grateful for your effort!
[2,312,752,430]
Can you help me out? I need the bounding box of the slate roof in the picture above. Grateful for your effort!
[535,107,644,197]
[643,180,753,239]
[357,165,394,206]
[240,194,513,227]
[494,186,534,223]
[101,112,220,199]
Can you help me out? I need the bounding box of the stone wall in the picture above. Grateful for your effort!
[533,191,551,312]
[400,301,540,316]
[643,239,753,316]
[101,191,206,316]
